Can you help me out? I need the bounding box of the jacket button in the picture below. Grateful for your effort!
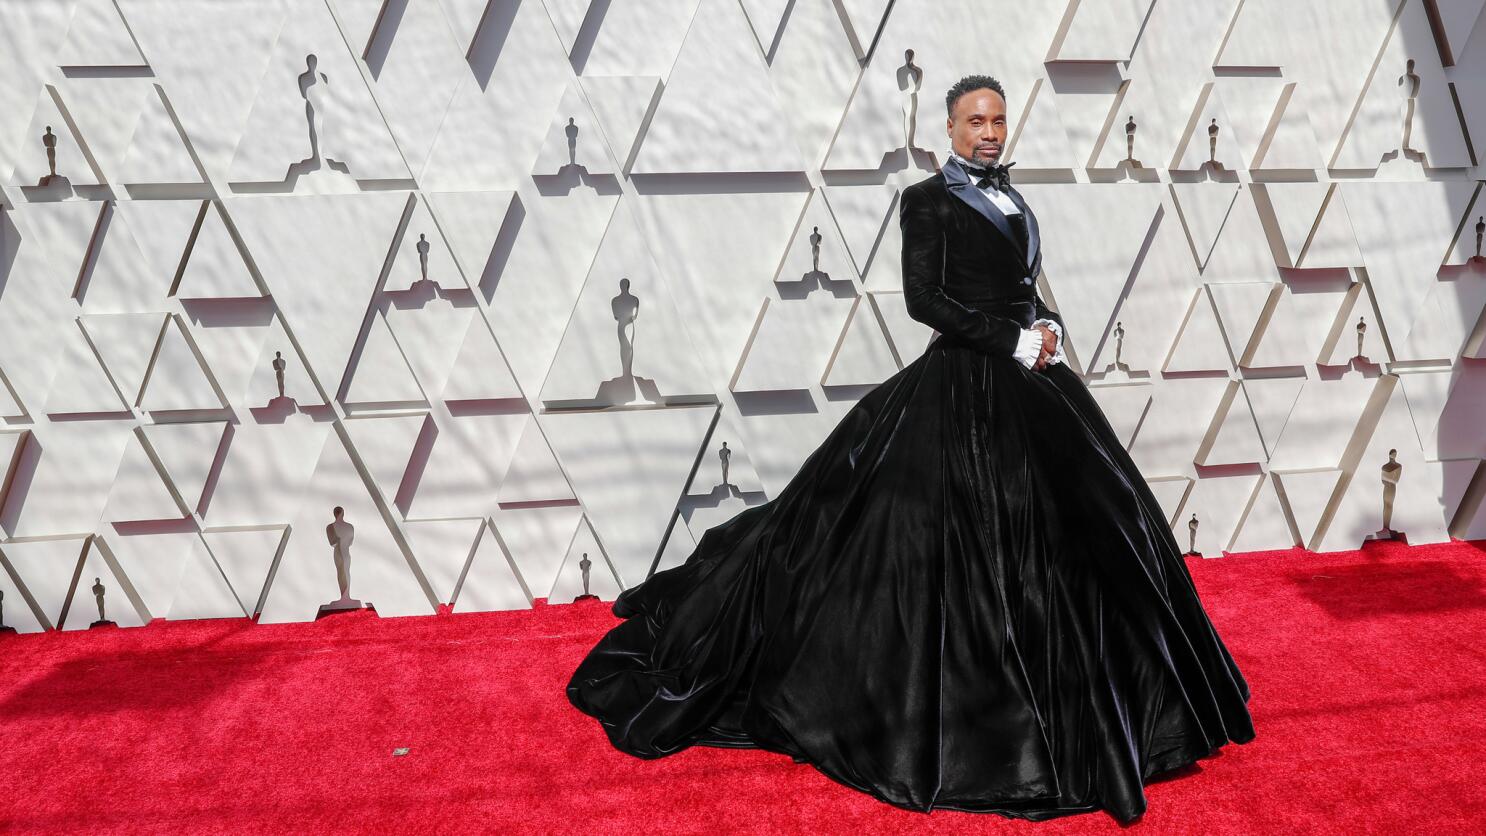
[1022,276,1033,285]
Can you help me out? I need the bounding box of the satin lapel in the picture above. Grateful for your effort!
[941,157,1027,263]
[1006,185,1040,273]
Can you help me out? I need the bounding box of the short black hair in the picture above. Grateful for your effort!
[945,75,1006,117]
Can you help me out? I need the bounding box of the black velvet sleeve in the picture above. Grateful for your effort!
[1033,291,1064,333]
[899,184,1023,357]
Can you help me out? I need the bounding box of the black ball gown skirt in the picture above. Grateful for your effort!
[565,299,1255,824]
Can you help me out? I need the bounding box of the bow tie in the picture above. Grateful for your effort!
[971,161,1015,192]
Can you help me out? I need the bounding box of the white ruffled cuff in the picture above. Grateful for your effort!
[1012,327,1043,369]
[1033,318,1066,366]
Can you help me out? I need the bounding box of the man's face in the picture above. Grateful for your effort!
[946,88,1008,165]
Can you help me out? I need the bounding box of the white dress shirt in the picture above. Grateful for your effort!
[948,150,1065,370]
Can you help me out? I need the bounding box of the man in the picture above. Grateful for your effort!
[568,73,1254,825]
[900,74,1065,372]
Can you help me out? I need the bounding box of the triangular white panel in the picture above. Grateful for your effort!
[1257,182,1330,269]
[495,418,575,504]
[80,312,166,403]
[100,433,184,523]
[441,317,525,402]
[1088,383,1153,449]
[116,84,203,185]
[540,201,712,408]
[1229,475,1298,554]
[1005,79,1079,170]
[343,312,427,408]
[539,0,596,55]
[823,298,900,387]
[1267,375,1379,471]
[1245,282,1351,369]
[1254,90,1326,171]
[452,520,533,612]
[140,421,227,514]
[631,0,804,173]
[687,409,765,497]
[241,320,326,407]
[403,412,530,519]
[777,191,856,285]
[578,75,662,173]
[1163,288,1233,373]
[421,191,517,289]
[1171,87,1238,172]
[258,432,433,623]
[197,413,335,529]
[58,0,147,66]
[765,0,861,170]
[139,315,226,412]
[492,505,586,603]
[1,539,92,631]
[532,81,619,176]
[539,404,715,586]
[403,518,484,605]
[1145,477,1192,526]
[1169,181,1240,270]
[341,414,428,503]
[1127,377,1230,477]
[1239,376,1306,457]
[1199,384,1267,466]
[1332,0,1471,169]
[1316,384,1452,552]
[56,77,151,180]
[0,548,49,633]
[202,528,286,616]
[1319,284,1390,366]
[8,88,101,187]
[1175,472,1263,556]
[167,537,248,621]
[732,294,856,392]
[548,518,623,603]
[1300,186,1363,269]
[80,204,176,315]
[226,7,410,184]
[1207,282,1276,365]
[383,295,475,399]
[62,537,146,630]
[100,200,199,291]
[101,531,198,619]
[1201,190,1282,285]
[175,203,262,298]
[822,182,897,280]
[227,192,409,393]
[384,199,464,293]
[1211,76,1289,169]
[44,321,130,415]
[1050,0,1153,62]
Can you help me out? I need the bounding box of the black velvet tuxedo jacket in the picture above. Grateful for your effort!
[899,161,1064,358]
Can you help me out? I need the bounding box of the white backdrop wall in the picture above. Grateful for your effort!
[0,0,1484,633]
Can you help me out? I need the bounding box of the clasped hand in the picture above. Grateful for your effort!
[1031,324,1057,371]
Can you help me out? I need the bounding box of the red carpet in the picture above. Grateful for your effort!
[3,538,1485,834]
